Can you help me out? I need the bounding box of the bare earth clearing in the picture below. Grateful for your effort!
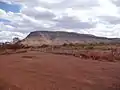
[0,50,120,90]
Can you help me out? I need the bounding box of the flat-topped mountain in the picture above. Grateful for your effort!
[21,31,120,46]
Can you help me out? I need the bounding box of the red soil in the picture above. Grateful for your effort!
[0,51,120,90]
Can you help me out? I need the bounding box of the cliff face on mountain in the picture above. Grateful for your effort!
[21,31,119,46]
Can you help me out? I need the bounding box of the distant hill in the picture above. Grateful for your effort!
[21,31,120,46]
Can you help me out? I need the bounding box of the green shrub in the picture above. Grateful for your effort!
[85,46,94,50]
[40,44,49,48]
[62,43,68,47]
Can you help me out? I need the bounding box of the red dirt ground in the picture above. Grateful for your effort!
[0,51,120,90]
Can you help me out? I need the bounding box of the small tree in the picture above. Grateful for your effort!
[62,43,68,47]
[13,37,20,44]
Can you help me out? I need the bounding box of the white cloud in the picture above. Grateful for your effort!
[0,31,27,42]
[0,9,6,16]
[0,0,120,42]
[21,6,55,20]
[54,15,95,29]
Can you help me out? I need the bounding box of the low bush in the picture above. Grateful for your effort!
[84,46,94,50]
[39,44,49,48]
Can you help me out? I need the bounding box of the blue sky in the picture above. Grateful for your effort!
[0,1,21,13]
[0,18,10,22]
[0,1,21,24]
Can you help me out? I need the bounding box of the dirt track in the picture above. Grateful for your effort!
[0,51,120,90]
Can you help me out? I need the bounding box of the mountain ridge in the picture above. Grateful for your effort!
[21,31,120,46]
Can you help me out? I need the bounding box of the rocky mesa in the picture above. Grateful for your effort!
[21,31,120,46]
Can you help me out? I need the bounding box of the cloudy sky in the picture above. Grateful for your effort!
[0,0,120,42]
